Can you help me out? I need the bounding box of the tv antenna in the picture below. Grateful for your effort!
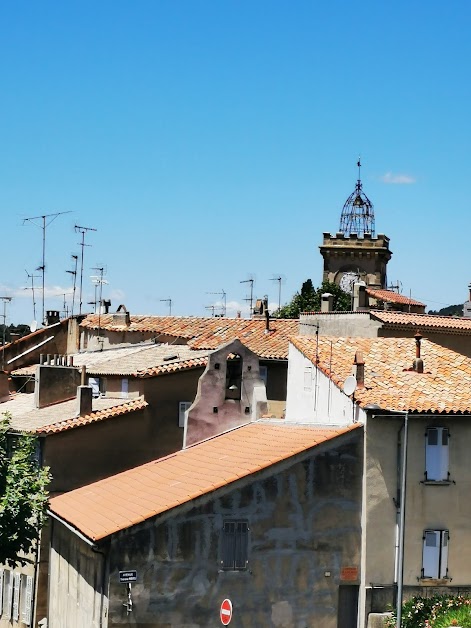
[240,276,255,313]
[24,270,40,322]
[75,224,97,315]
[66,254,79,317]
[90,267,108,313]
[270,275,285,312]
[206,289,226,316]
[160,298,172,316]
[205,305,216,317]
[388,280,402,294]
[23,210,71,325]
[0,296,12,369]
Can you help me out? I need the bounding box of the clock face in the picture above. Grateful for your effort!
[339,272,358,294]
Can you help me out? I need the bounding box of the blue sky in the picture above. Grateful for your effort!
[1,1,470,325]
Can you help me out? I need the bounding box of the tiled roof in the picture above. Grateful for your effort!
[0,394,143,433]
[49,421,360,542]
[37,397,148,435]
[80,315,298,359]
[71,344,210,377]
[366,289,425,307]
[292,335,471,414]
[371,311,471,333]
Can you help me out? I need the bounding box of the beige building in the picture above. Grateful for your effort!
[286,333,471,627]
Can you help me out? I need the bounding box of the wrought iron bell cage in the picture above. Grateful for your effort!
[339,161,375,237]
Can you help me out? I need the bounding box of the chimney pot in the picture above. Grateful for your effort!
[354,350,365,387]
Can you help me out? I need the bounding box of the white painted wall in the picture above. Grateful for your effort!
[285,343,366,425]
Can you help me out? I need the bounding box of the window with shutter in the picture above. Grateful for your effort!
[221,521,249,570]
[304,367,312,391]
[21,576,33,626]
[4,570,12,620]
[422,529,449,579]
[425,427,449,481]
[12,572,20,621]
[178,402,191,428]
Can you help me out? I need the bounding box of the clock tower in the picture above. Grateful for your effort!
[319,160,392,292]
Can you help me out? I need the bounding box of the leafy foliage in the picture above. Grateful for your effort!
[385,594,471,628]
[428,304,464,317]
[274,279,352,318]
[0,414,50,566]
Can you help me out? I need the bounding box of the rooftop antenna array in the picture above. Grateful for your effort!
[24,270,40,323]
[240,276,255,314]
[23,210,71,326]
[160,298,172,316]
[90,267,107,344]
[75,224,97,315]
[206,289,226,317]
[0,296,12,369]
[339,158,375,237]
[66,254,79,317]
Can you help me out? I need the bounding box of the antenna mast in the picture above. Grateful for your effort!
[23,210,71,325]
[0,297,12,369]
[90,267,108,333]
[25,270,40,322]
[75,224,97,314]
[160,298,172,316]
[206,289,226,317]
[270,276,283,312]
[66,254,79,317]
[240,278,254,314]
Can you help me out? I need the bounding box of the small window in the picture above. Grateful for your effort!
[425,427,449,481]
[422,529,449,579]
[179,402,191,428]
[221,521,249,570]
[303,366,312,391]
[3,569,12,620]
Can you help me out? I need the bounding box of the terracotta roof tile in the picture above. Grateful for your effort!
[80,315,298,359]
[291,335,471,414]
[49,421,360,542]
[36,397,148,435]
[366,288,425,307]
[371,311,471,333]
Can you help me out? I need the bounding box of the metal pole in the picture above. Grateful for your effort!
[396,412,409,628]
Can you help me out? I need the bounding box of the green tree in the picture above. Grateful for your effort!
[0,414,50,566]
[275,279,352,318]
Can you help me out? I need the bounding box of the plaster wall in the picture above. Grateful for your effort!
[185,340,267,447]
[299,313,382,338]
[34,365,81,408]
[285,344,366,425]
[103,433,362,628]
[48,520,106,628]
[43,406,156,493]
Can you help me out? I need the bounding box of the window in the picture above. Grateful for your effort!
[2,569,12,620]
[21,575,33,626]
[425,427,449,481]
[179,402,191,428]
[12,572,20,621]
[303,366,312,391]
[221,521,249,570]
[121,378,129,398]
[259,365,268,385]
[422,529,449,579]
[88,377,102,398]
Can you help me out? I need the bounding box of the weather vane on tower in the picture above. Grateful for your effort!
[339,157,375,237]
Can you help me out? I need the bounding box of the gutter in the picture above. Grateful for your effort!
[47,510,97,548]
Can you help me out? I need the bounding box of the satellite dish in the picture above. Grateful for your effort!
[343,375,357,396]
[30,320,38,333]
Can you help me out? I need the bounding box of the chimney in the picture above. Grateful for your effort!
[354,350,365,388]
[76,385,93,417]
[353,282,367,310]
[46,310,60,325]
[265,306,270,333]
[102,299,112,314]
[414,331,424,373]
[113,304,130,326]
[321,293,334,313]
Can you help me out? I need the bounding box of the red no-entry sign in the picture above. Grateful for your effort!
[220,598,232,625]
